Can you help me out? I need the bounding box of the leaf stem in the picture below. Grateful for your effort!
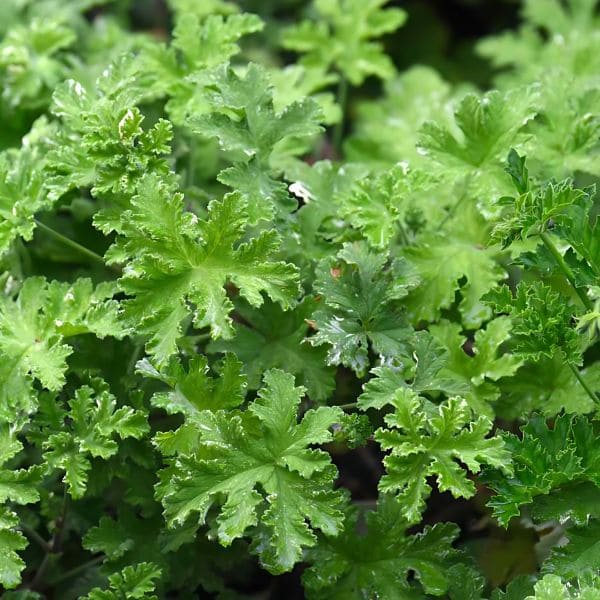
[440,174,472,228]
[568,363,599,405]
[34,219,106,266]
[332,77,348,156]
[186,136,197,189]
[19,524,52,553]
[127,339,145,375]
[48,555,104,586]
[337,402,358,411]
[30,487,69,590]
[540,231,592,311]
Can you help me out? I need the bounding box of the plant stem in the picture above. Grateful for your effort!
[540,231,592,311]
[338,402,358,411]
[186,136,196,189]
[30,488,69,590]
[20,524,51,553]
[332,77,348,156]
[30,553,51,590]
[48,556,104,586]
[34,219,106,266]
[568,363,599,405]
[440,173,473,228]
[127,339,145,375]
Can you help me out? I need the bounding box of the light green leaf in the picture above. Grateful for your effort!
[158,369,346,573]
[377,395,510,523]
[117,173,300,365]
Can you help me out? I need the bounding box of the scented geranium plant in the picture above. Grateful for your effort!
[1,0,600,597]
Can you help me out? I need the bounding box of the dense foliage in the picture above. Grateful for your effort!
[1,0,600,597]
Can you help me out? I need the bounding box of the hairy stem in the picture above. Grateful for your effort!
[34,219,106,266]
[338,402,358,411]
[568,363,599,405]
[540,231,592,311]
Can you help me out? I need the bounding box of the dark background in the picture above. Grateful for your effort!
[128,0,522,86]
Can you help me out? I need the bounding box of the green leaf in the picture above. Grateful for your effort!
[310,242,418,376]
[340,163,433,249]
[158,369,346,573]
[188,63,323,221]
[403,234,504,328]
[346,66,456,167]
[140,353,246,456]
[167,0,238,19]
[429,317,522,415]
[420,89,536,174]
[492,151,591,248]
[0,19,76,109]
[172,13,262,72]
[485,414,600,526]
[282,0,406,85]
[525,573,600,599]
[140,353,246,419]
[41,381,148,498]
[207,298,335,402]
[117,173,300,365]
[0,425,42,506]
[0,139,55,257]
[0,277,125,419]
[83,515,136,560]
[83,562,161,600]
[544,520,600,580]
[357,331,470,411]
[485,281,583,365]
[0,508,27,590]
[271,64,341,125]
[499,356,600,417]
[303,496,462,599]
[48,57,172,207]
[144,12,262,125]
[377,395,510,522]
[0,425,41,590]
